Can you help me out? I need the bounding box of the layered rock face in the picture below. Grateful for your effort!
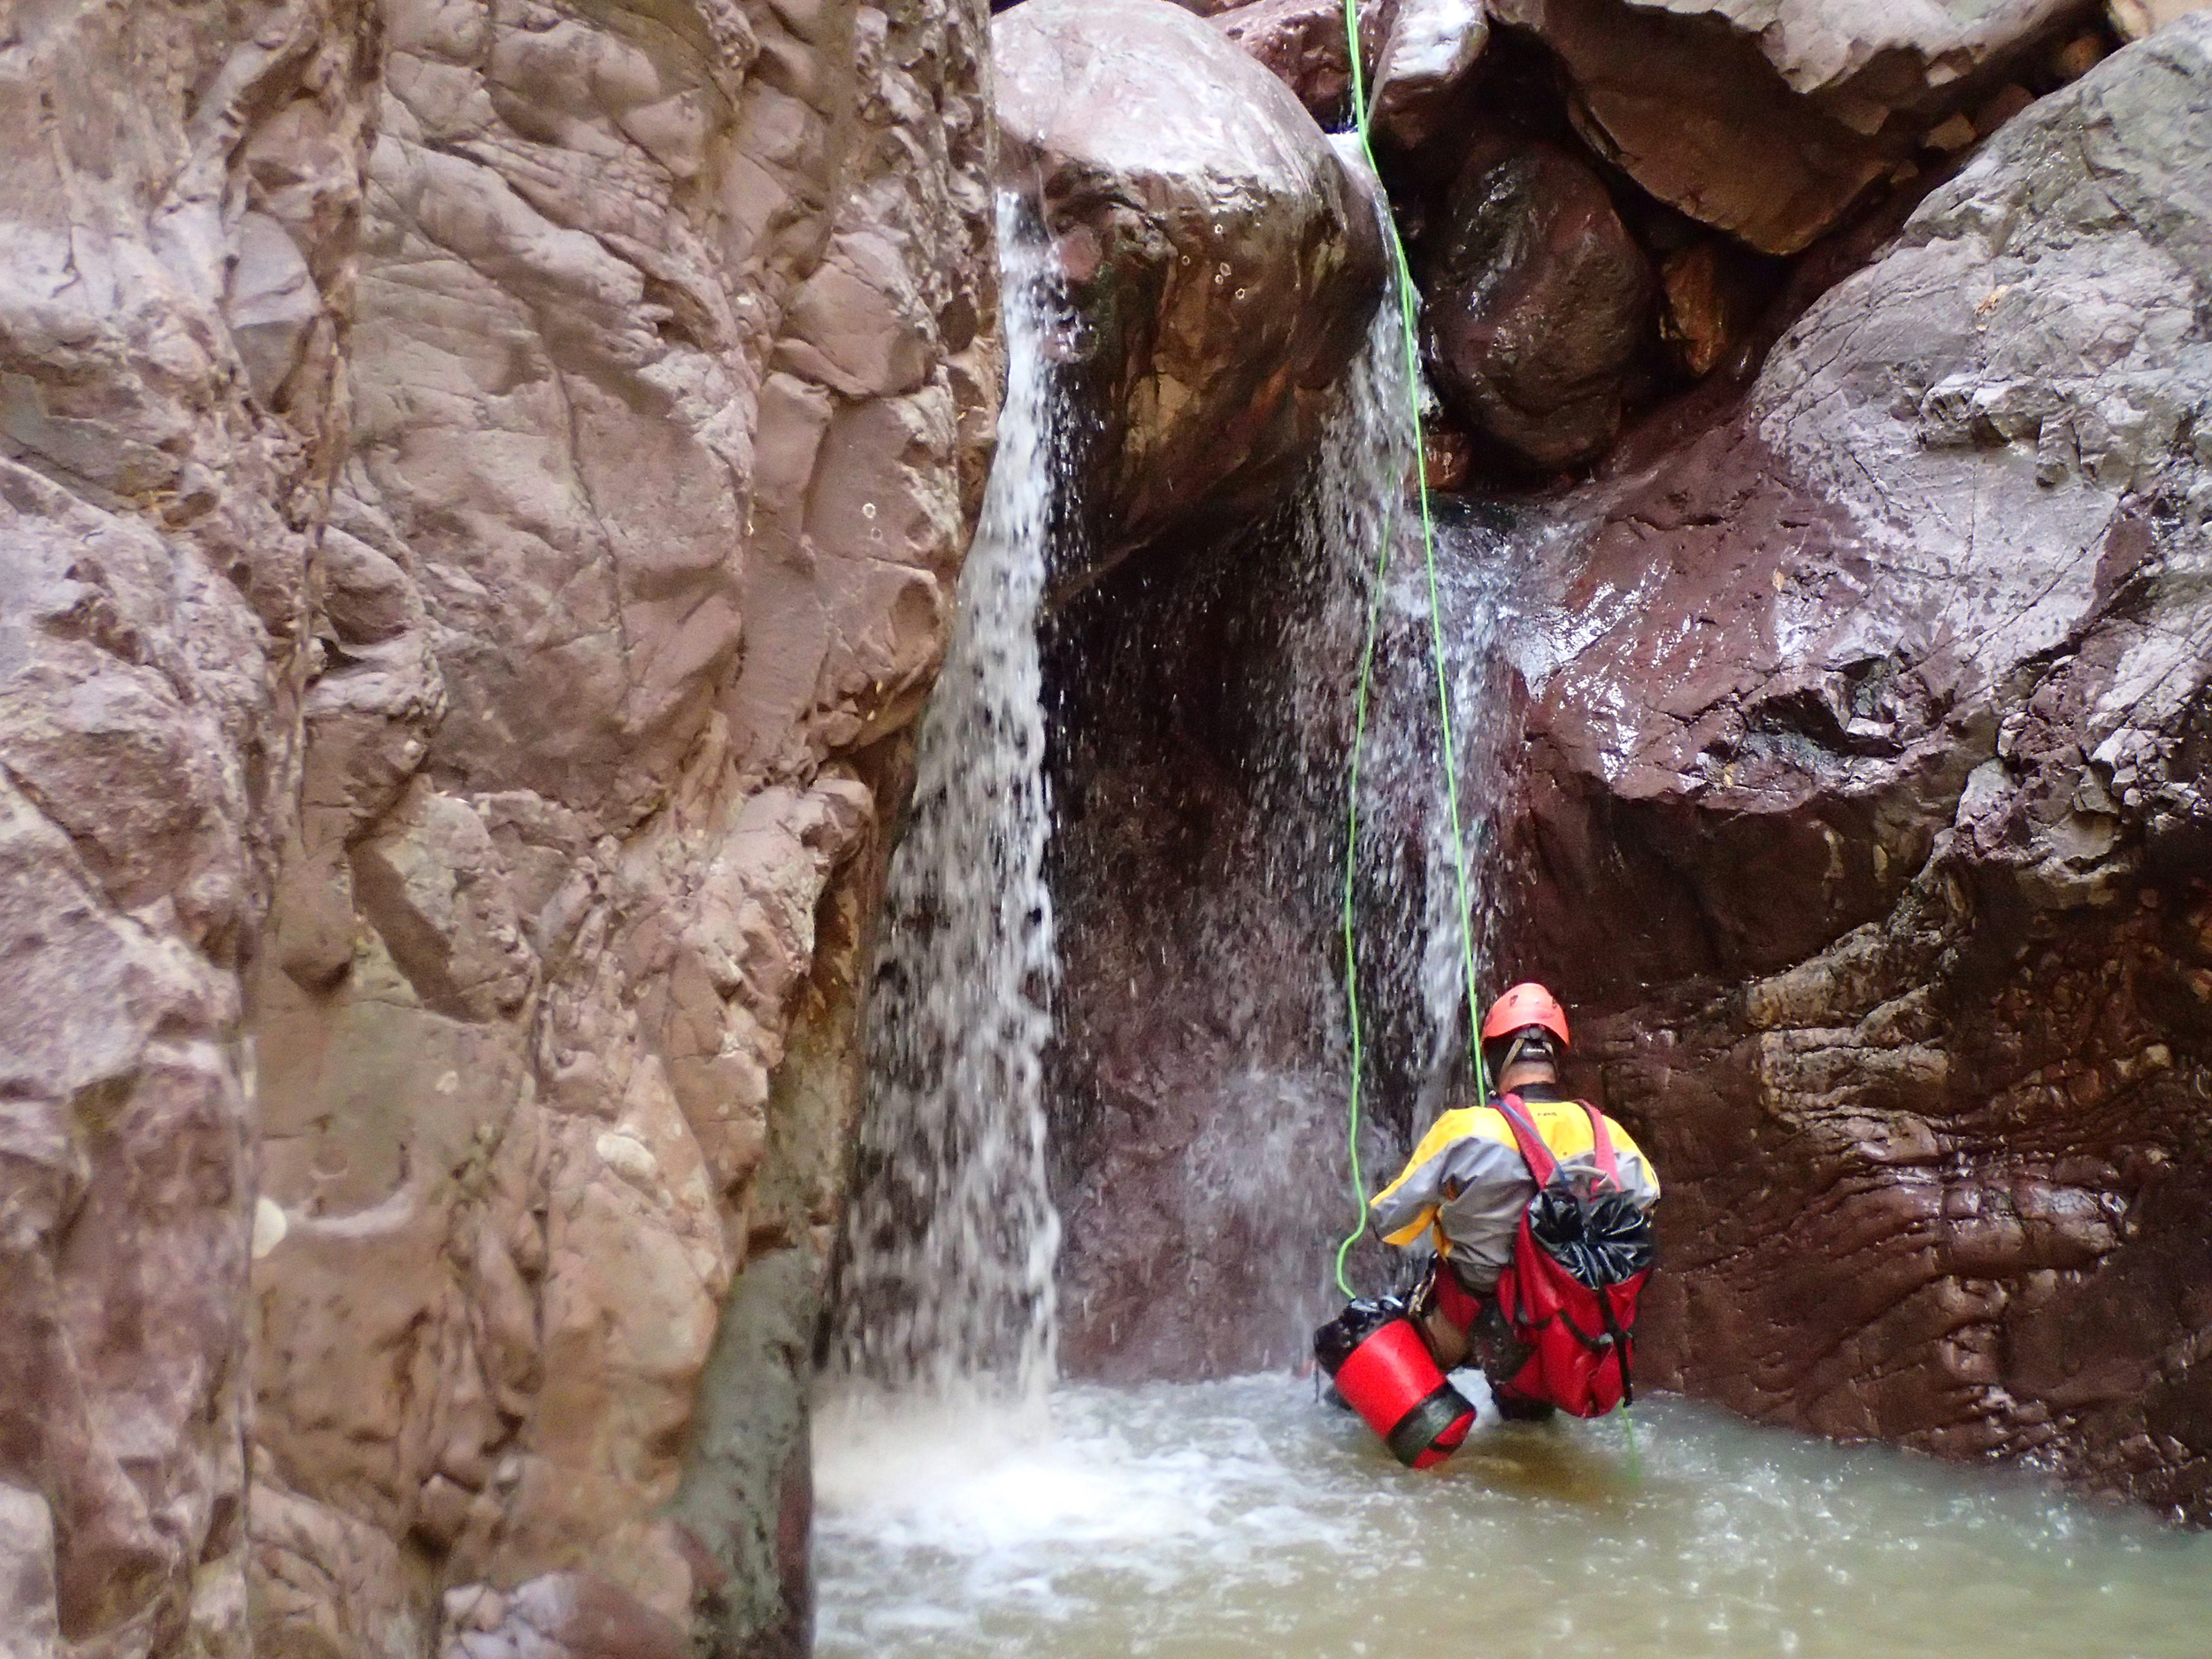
[0,3,378,1653]
[2,0,997,1653]
[251,0,997,1655]
[1508,20,2212,1516]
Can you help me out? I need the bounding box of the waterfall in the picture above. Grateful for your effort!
[1297,200,1525,1152]
[827,196,1071,1404]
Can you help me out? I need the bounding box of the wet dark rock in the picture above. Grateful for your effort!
[1504,19,2212,1515]
[1422,138,1655,470]
[1369,0,1490,147]
[1209,0,1387,127]
[995,0,1387,582]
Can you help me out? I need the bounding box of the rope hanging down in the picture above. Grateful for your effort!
[1332,0,1491,1297]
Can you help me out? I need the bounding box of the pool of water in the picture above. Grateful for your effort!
[814,1376,2210,1658]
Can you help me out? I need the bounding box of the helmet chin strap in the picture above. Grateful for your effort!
[1498,1028,1556,1078]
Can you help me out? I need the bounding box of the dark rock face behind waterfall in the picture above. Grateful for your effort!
[1506,21,2212,1517]
[1043,521,1356,1380]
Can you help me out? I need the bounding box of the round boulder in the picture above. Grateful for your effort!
[995,0,1386,581]
[1421,137,1654,471]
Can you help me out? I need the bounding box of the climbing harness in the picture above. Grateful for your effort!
[1330,0,1491,1297]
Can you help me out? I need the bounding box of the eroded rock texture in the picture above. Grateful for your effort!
[1,0,996,1651]
[1486,0,2103,253]
[247,0,998,1654]
[0,2,378,1653]
[1509,19,2212,1515]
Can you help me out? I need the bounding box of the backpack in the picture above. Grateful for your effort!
[1488,1094,1655,1418]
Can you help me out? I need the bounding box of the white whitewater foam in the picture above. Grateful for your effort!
[818,1379,2212,1659]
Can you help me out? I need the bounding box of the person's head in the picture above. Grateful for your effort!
[1480,981,1571,1090]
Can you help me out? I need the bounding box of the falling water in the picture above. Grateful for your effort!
[810,179,2211,1659]
[1389,505,1525,1120]
[827,196,1072,1403]
[1296,206,1528,1153]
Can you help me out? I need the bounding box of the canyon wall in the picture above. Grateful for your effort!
[1045,0,2212,1526]
[0,0,998,1652]
[1,4,381,1652]
[1517,16,2212,1521]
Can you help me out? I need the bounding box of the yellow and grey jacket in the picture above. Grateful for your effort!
[1370,1086,1660,1292]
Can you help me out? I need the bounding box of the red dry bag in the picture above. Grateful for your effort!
[1313,1299,1475,1468]
[1489,1095,1654,1419]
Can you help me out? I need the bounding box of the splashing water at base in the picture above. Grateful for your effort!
[816,1379,2210,1658]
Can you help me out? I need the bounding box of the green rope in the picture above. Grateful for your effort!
[1330,0,1490,1297]
[1332,491,1397,1296]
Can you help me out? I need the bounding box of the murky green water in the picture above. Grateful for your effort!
[815,1376,2210,1658]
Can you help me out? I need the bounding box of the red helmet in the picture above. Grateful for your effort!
[1480,982,1571,1048]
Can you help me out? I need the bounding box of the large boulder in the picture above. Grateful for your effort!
[1486,0,2103,252]
[995,0,1386,581]
[1507,20,2212,1512]
[1422,137,1655,470]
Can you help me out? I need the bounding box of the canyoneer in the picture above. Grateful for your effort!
[1314,982,1660,1464]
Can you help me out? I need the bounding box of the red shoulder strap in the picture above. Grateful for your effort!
[1581,1102,1623,1191]
[1496,1095,1627,1193]
[1493,1094,1559,1187]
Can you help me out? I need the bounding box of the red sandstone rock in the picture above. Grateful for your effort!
[251,0,995,1618]
[1369,0,1490,147]
[2,0,997,1651]
[1488,0,2101,253]
[1656,241,1763,380]
[995,0,1387,582]
[1209,0,1387,126]
[0,0,376,1649]
[1509,19,2212,1514]
[1422,137,1655,469]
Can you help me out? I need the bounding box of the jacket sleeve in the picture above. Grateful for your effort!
[1602,1115,1662,1210]
[1368,1111,1471,1248]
